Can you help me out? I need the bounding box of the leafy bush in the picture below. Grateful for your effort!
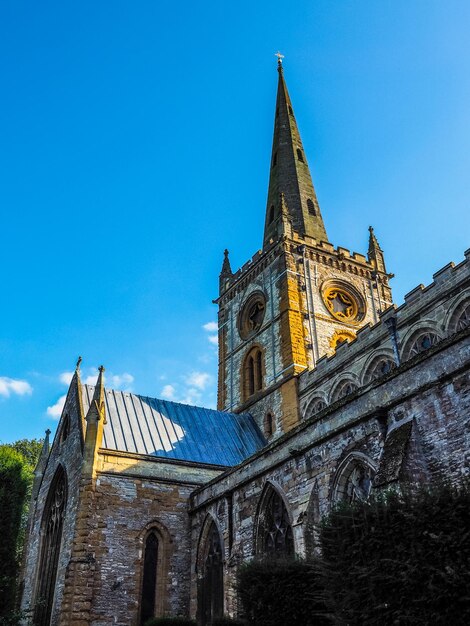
[212,618,246,626]
[0,446,32,618]
[319,482,470,625]
[144,618,196,626]
[237,557,327,626]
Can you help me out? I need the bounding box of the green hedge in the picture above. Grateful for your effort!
[144,618,196,626]
[319,482,470,625]
[237,557,327,626]
[0,446,32,618]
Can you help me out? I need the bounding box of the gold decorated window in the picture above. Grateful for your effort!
[321,281,366,324]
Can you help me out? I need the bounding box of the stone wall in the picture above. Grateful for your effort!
[21,376,85,626]
[59,451,222,625]
[189,318,470,619]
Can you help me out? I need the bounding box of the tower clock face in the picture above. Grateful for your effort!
[238,292,267,339]
[321,281,365,324]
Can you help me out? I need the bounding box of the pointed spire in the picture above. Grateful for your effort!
[263,58,328,248]
[368,226,387,273]
[85,366,106,424]
[278,192,293,239]
[36,429,51,474]
[219,249,233,293]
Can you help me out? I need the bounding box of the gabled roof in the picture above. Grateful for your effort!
[82,385,266,467]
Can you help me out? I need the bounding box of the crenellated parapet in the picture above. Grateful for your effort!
[299,249,470,418]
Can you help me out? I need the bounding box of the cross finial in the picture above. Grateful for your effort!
[275,51,284,66]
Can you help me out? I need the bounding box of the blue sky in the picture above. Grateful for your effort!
[1,1,469,443]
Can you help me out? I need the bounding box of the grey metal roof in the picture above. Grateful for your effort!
[82,385,266,467]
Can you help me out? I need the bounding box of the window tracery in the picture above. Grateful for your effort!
[333,380,358,401]
[306,398,327,418]
[456,302,470,331]
[333,456,376,504]
[257,487,294,557]
[198,521,223,625]
[365,357,395,382]
[34,466,67,626]
[408,331,439,357]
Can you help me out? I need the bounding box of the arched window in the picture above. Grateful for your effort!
[306,198,316,216]
[140,530,159,625]
[364,357,395,383]
[332,454,376,504]
[34,466,67,626]
[264,412,274,437]
[272,152,277,167]
[332,380,358,402]
[59,415,70,444]
[268,204,275,224]
[198,521,223,625]
[407,331,439,358]
[243,347,264,400]
[296,148,304,162]
[257,486,294,557]
[306,397,327,419]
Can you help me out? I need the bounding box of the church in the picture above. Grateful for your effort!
[21,58,470,626]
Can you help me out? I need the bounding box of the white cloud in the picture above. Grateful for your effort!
[208,335,218,346]
[59,371,74,385]
[47,394,67,419]
[0,377,33,398]
[109,373,134,390]
[78,367,134,391]
[203,321,218,332]
[161,384,176,400]
[186,371,212,390]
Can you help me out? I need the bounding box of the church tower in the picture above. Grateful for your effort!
[216,58,393,436]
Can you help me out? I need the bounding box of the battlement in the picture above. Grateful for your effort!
[224,234,381,296]
[299,250,470,397]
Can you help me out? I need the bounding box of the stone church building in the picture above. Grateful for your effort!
[21,60,470,625]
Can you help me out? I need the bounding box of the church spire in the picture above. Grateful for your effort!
[263,56,328,248]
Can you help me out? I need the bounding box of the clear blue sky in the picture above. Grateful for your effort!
[1,1,469,443]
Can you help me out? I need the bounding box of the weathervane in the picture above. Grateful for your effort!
[275,51,285,65]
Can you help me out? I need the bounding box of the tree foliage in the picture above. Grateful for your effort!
[5,439,42,471]
[237,557,327,626]
[319,482,470,625]
[0,446,32,618]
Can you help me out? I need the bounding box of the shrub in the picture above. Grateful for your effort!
[237,557,328,626]
[0,446,32,618]
[319,482,470,625]
[213,618,247,626]
[144,618,196,626]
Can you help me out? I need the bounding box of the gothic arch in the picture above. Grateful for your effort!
[304,394,328,420]
[254,481,294,557]
[444,294,470,335]
[361,350,396,385]
[137,520,171,623]
[329,375,360,403]
[400,321,443,361]
[241,344,265,401]
[330,452,377,505]
[34,464,68,626]
[196,515,224,625]
[304,480,320,556]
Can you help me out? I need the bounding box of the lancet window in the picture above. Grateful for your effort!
[244,347,264,400]
[257,486,294,557]
[34,466,67,626]
[199,522,224,625]
[140,530,159,625]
